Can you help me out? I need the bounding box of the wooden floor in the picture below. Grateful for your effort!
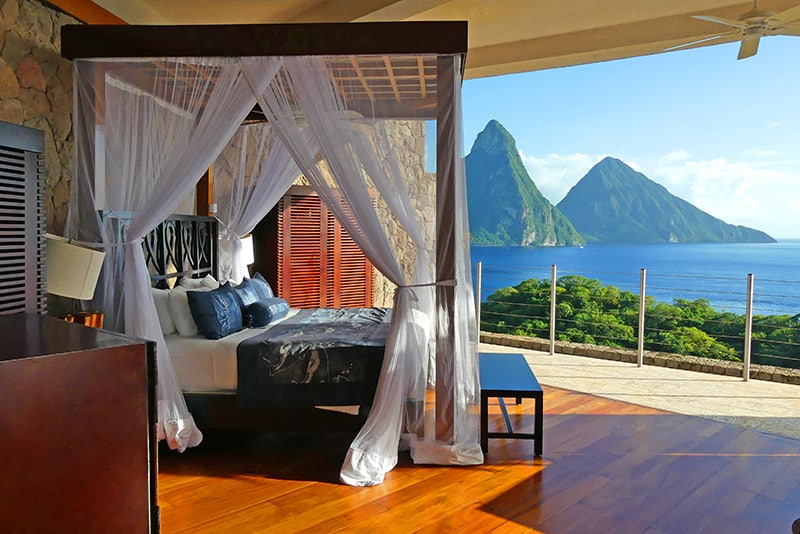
[158,387,800,533]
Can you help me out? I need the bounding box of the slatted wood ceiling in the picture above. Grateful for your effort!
[0,123,45,315]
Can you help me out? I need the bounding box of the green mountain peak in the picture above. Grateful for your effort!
[557,157,776,244]
[470,119,516,154]
[465,120,584,247]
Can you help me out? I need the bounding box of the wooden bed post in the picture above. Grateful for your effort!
[435,55,457,444]
[196,167,214,216]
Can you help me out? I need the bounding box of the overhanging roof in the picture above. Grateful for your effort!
[55,0,800,79]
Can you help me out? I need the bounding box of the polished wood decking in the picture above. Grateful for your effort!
[159,386,800,533]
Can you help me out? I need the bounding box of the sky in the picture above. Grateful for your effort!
[461,37,800,239]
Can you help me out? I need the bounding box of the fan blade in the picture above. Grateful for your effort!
[738,36,760,59]
[773,24,800,36]
[664,32,737,52]
[693,15,744,29]
[769,5,800,26]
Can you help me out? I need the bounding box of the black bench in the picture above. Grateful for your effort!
[479,352,543,456]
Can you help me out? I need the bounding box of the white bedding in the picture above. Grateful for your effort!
[166,309,300,393]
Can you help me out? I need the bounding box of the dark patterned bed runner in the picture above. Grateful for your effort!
[236,308,391,407]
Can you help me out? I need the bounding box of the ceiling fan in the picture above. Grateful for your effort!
[670,1,800,59]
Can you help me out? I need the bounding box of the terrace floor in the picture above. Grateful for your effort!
[480,342,800,442]
[159,346,800,533]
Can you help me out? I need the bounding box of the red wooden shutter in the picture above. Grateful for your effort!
[278,192,325,308]
[276,186,374,308]
[330,201,374,307]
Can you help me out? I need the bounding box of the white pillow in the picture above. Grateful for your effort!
[178,274,219,290]
[151,287,176,335]
[168,285,212,337]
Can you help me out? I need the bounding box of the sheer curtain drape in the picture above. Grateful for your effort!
[214,123,300,283]
[242,56,481,485]
[68,57,267,451]
[414,55,481,464]
[66,52,478,476]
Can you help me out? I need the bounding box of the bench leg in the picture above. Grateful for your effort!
[480,393,488,454]
[534,393,543,456]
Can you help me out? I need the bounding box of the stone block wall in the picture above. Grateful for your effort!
[373,120,434,306]
[0,0,77,234]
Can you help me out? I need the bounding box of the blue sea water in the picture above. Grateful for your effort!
[471,241,800,316]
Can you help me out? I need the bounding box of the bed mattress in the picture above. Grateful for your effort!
[166,309,300,393]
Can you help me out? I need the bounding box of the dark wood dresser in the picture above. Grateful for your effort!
[0,314,158,532]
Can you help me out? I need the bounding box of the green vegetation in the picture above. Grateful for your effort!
[481,275,800,368]
[556,157,776,244]
[466,120,584,247]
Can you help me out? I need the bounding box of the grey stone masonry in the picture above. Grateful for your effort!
[0,0,78,235]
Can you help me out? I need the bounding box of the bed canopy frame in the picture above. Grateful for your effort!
[61,21,478,486]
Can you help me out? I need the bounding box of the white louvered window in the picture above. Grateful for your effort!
[0,122,45,315]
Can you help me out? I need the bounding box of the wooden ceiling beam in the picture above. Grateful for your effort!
[45,0,127,24]
[61,22,467,59]
[382,56,401,103]
[354,0,453,22]
[417,57,426,99]
[288,0,406,22]
[349,58,376,103]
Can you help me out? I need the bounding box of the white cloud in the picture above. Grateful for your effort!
[742,149,781,158]
[642,154,800,237]
[518,151,607,204]
[768,122,782,129]
[656,150,691,164]
[516,148,800,237]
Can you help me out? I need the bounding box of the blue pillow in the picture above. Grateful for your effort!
[244,297,289,328]
[251,272,275,300]
[187,284,244,339]
[233,278,260,307]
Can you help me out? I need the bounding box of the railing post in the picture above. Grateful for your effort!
[743,273,754,382]
[475,261,482,338]
[638,268,646,367]
[550,264,557,355]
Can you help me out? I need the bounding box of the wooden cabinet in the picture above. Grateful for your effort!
[0,314,158,533]
[254,185,374,308]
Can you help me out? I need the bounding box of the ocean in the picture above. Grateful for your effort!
[470,241,800,316]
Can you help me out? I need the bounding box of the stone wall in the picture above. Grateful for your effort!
[373,121,434,307]
[0,0,77,234]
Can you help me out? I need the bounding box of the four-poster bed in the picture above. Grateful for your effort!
[139,214,389,420]
[61,21,480,486]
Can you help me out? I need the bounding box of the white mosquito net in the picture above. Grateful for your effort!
[65,36,480,485]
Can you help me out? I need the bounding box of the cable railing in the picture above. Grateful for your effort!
[475,262,800,380]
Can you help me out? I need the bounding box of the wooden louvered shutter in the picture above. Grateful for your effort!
[0,122,45,315]
[276,186,373,308]
[327,200,374,307]
[278,191,326,307]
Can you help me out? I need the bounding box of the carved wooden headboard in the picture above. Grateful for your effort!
[144,215,218,289]
[102,212,218,289]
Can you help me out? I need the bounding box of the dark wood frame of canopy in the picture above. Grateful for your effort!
[60,21,468,443]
